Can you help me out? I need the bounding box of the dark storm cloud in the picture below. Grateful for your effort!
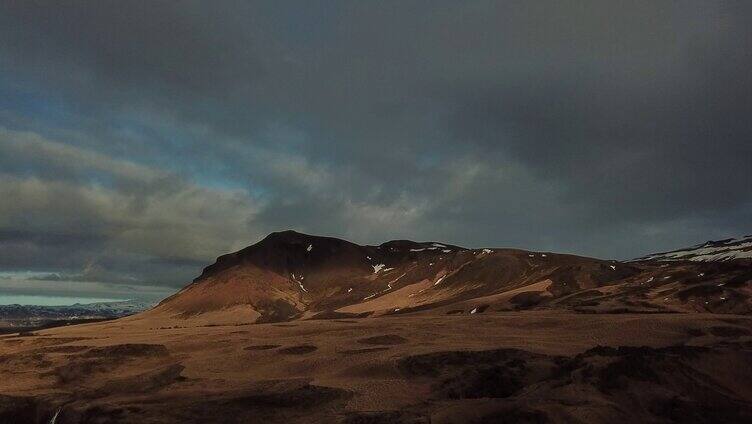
[0,1,750,296]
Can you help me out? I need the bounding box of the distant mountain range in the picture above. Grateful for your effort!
[0,299,154,329]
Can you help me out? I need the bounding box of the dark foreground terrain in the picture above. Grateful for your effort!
[1,310,751,423]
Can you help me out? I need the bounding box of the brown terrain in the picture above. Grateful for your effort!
[1,231,752,423]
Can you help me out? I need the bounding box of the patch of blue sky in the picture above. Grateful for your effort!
[0,294,125,306]
[1,76,266,200]
[0,271,54,281]
[0,277,177,304]
[0,79,74,129]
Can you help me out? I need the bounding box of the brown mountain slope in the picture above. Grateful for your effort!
[150,231,752,325]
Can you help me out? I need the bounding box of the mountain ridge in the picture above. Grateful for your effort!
[145,231,752,325]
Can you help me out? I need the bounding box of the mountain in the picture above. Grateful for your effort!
[143,230,752,325]
[636,235,752,262]
[3,231,752,423]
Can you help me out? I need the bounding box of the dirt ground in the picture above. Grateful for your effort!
[1,310,752,423]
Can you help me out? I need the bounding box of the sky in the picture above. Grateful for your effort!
[1,1,750,303]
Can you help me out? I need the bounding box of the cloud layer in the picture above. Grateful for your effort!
[1,1,750,296]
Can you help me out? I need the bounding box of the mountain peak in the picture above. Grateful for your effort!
[258,230,356,247]
[195,231,364,281]
[263,229,313,241]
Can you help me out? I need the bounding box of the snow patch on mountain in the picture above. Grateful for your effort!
[636,235,752,262]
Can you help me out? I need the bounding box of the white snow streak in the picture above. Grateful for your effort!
[49,408,62,424]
